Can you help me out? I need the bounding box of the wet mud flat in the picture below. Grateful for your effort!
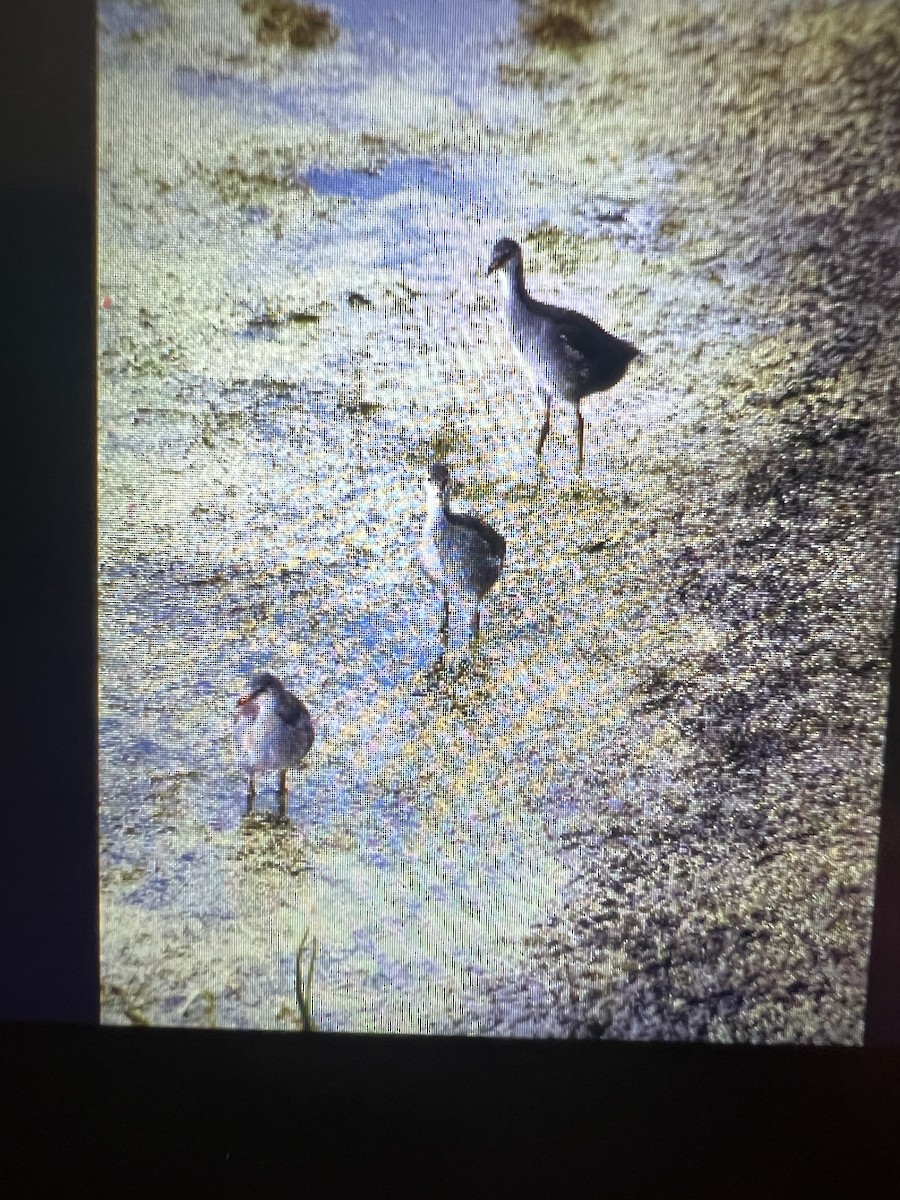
[98,0,900,1039]
[466,1,900,1040]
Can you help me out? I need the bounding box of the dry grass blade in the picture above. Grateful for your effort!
[295,928,319,1031]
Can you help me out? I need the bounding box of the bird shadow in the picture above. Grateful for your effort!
[412,640,500,699]
[237,810,312,877]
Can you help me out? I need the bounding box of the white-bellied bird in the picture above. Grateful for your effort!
[488,237,639,471]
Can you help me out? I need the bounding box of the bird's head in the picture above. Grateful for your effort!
[425,461,451,504]
[487,237,522,276]
[238,671,281,708]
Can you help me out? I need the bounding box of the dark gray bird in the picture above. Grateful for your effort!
[487,237,639,471]
[234,672,314,816]
[418,462,506,648]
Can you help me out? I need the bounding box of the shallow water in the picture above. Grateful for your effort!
[97,363,679,1030]
[97,0,589,1031]
[98,0,899,1037]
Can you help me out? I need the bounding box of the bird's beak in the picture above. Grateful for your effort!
[237,694,251,708]
[486,252,504,276]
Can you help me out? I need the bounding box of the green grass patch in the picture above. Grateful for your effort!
[295,928,319,1032]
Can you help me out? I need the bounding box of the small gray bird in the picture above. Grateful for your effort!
[234,672,314,816]
[418,462,506,648]
[487,237,639,471]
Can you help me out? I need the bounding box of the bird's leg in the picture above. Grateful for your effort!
[576,406,585,475]
[470,607,481,643]
[246,776,256,814]
[278,770,288,818]
[535,388,556,463]
[434,598,449,667]
[535,391,551,463]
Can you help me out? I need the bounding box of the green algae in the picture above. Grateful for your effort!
[97,0,899,1041]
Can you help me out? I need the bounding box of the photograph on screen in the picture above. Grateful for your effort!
[98,0,900,1039]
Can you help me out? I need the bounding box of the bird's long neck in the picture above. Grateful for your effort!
[424,485,450,528]
[256,688,280,720]
[500,255,529,320]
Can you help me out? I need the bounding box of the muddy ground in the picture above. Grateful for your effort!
[98,0,900,1040]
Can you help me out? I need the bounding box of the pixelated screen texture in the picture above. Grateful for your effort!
[98,0,900,1040]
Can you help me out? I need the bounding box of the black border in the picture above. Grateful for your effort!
[2,0,98,1024]
[2,1024,900,1192]
[864,554,900,1046]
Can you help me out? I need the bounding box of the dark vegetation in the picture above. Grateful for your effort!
[520,0,614,49]
[471,1,900,1042]
[241,0,338,50]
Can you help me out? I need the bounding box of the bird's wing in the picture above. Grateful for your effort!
[447,511,507,563]
[524,291,630,354]
[524,291,632,365]
[277,691,309,727]
[556,309,635,361]
[555,313,638,392]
